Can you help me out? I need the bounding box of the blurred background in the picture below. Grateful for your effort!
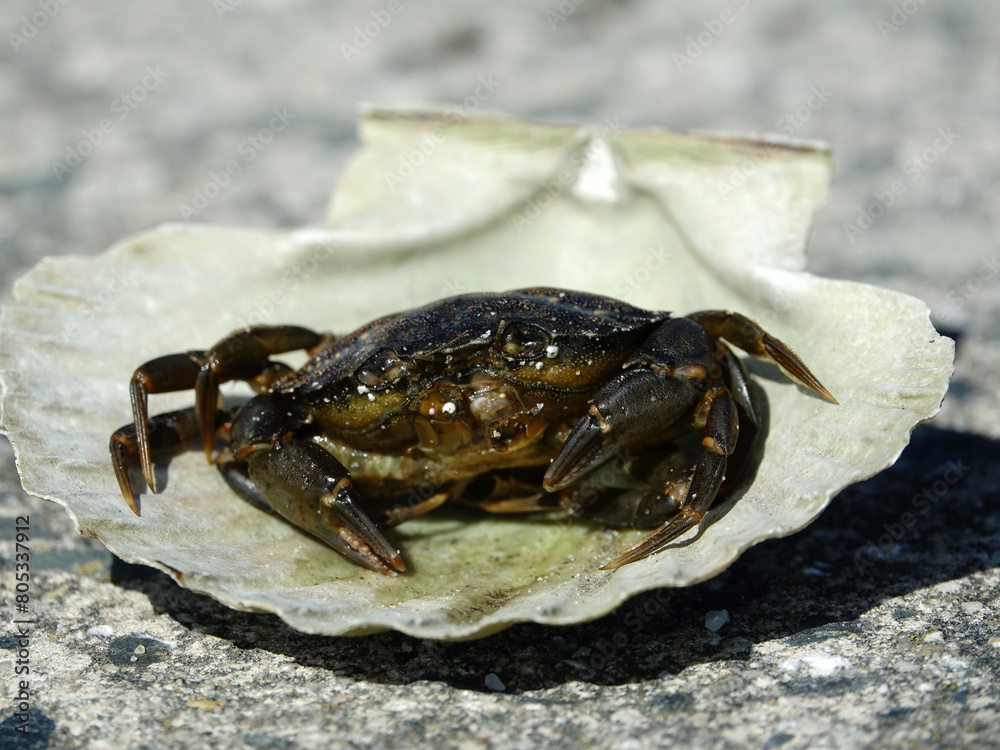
[2,2,996,317]
[1,1,998,746]
[4,1,997,430]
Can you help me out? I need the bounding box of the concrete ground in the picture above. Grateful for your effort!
[1,1,998,747]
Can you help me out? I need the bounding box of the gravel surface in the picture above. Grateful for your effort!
[1,2,998,748]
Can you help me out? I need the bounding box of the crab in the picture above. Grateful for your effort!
[109,287,836,575]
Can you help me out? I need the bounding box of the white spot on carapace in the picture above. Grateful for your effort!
[357,384,370,394]
[367,393,375,402]
[545,344,559,358]
[534,361,544,370]
[428,407,436,416]
[441,401,457,415]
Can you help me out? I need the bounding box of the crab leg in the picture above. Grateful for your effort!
[600,389,737,569]
[193,326,326,461]
[120,326,326,495]
[719,348,760,428]
[381,491,450,527]
[110,407,226,510]
[687,310,837,404]
[127,352,205,492]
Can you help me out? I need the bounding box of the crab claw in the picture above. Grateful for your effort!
[245,441,404,575]
[544,369,698,492]
[321,482,406,575]
[543,406,609,492]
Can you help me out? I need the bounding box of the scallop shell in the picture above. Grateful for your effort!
[0,108,954,639]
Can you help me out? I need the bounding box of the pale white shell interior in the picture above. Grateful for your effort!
[0,109,954,639]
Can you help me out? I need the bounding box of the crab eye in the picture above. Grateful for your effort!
[356,349,407,388]
[357,369,382,387]
[501,323,549,359]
